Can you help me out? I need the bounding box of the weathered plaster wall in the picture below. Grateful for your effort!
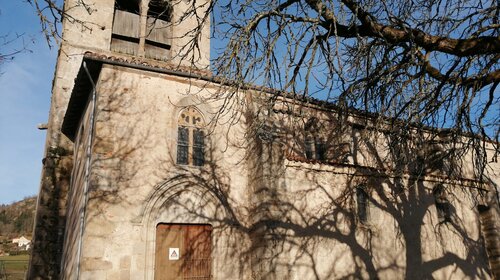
[277,162,491,279]
[59,64,497,279]
[74,65,251,279]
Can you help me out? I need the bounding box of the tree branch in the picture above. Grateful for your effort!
[305,0,500,56]
[415,52,500,88]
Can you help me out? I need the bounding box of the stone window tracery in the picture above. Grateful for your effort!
[177,107,205,166]
[304,118,326,161]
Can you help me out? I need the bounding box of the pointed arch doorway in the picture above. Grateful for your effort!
[155,224,212,280]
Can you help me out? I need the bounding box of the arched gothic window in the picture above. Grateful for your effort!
[177,107,205,166]
[433,184,451,223]
[304,118,326,161]
[356,186,369,223]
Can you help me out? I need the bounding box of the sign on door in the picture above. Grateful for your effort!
[169,248,180,260]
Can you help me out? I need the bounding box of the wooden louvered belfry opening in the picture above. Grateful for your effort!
[155,224,212,280]
[112,0,172,60]
[111,0,140,56]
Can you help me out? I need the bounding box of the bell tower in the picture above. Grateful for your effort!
[61,0,211,66]
[28,0,211,278]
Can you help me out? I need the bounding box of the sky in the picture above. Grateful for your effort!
[0,1,495,205]
[0,1,225,205]
[0,1,57,204]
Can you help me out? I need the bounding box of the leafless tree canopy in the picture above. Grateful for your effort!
[209,0,499,142]
[26,2,499,278]
[0,33,23,71]
[0,8,32,72]
[29,0,499,152]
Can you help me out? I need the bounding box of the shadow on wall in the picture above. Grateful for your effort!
[73,70,496,280]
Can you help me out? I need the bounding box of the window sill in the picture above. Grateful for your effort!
[174,163,206,172]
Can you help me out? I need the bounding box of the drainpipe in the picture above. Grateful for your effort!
[75,61,98,279]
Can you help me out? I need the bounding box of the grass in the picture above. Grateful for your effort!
[0,254,29,261]
[0,254,29,280]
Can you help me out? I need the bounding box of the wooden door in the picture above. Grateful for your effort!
[155,224,212,280]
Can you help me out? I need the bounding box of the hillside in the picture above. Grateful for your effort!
[0,196,36,253]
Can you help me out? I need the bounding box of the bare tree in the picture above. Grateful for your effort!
[208,0,498,142]
[27,0,499,208]
[26,0,98,48]
[25,1,500,278]
[138,0,500,170]
[0,30,31,73]
[27,0,500,136]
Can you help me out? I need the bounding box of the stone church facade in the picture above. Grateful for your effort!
[29,0,500,279]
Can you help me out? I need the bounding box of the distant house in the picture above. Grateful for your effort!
[12,236,31,250]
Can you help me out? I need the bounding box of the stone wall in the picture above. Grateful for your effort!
[29,0,212,278]
[29,0,499,278]
[56,62,497,279]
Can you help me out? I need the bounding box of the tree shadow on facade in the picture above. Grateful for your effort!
[151,103,495,279]
[57,62,497,279]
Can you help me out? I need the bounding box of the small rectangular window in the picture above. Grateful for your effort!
[356,187,369,223]
[436,202,450,222]
[433,185,451,223]
[305,137,314,159]
[315,141,326,161]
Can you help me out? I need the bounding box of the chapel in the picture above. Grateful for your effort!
[28,0,500,279]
